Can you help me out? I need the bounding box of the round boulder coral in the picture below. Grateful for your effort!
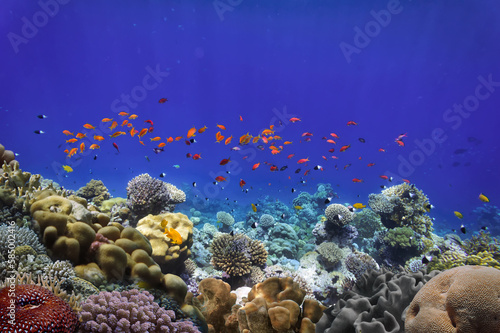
[325,204,354,227]
[0,284,78,332]
[405,265,500,333]
[126,173,172,218]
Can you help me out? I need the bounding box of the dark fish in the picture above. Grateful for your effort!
[251,222,258,228]
[291,188,296,193]
[280,166,288,171]
[324,197,332,204]
[295,168,301,174]
[452,162,460,167]
[192,182,197,187]
[281,213,286,219]
[230,230,234,236]
[313,165,323,170]
[257,145,265,151]
[37,114,47,119]
[460,224,466,234]
[34,130,45,134]
[380,185,387,189]
[159,173,166,177]
[300,180,306,184]
[454,148,467,155]
[153,147,164,154]
[481,226,489,230]
[422,255,432,264]
[190,138,196,143]
[93,155,98,160]
[358,138,365,143]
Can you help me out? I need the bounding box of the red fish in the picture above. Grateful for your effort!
[252,162,260,170]
[159,98,168,103]
[322,156,327,160]
[352,178,363,183]
[287,154,295,159]
[186,153,192,158]
[215,176,226,182]
[239,179,246,187]
[326,139,336,144]
[395,140,405,147]
[219,158,231,165]
[347,121,358,126]
[192,154,201,160]
[239,115,243,121]
[301,132,313,137]
[297,158,309,164]
[379,148,386,152]
[339,145,351,152]
[328,148,335,153]
[403,179,410,183]
[289,117,301,123]
[112,142,119,153]
[185,140,191,145]
[144,120,154,126]
[380,175,389,180]
[367,163,375,167]
[148,126,154,133]
[330,133,339,139]
[270,165,278,171]
[304,169,310,176]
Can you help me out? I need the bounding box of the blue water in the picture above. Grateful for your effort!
[2,0,499,236]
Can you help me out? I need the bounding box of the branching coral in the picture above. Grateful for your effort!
[126,173,172,218]
[210,233,267,277]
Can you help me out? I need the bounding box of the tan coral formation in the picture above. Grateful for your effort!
[405,265,500,333]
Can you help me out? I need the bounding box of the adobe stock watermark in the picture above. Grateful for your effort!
[5,221,18,326]
[190,105,298,210]
[387,73,499,181]
[50,64,169,181]
[213,0,244,21]
[339,0,407,64]
[7,0,71,54]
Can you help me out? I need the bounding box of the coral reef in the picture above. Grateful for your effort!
[344,250,379,280]
[0,143,17,167]
[0,284,79,332]
[76,179,110,206]
[216,211,235,232]
[325,204,354,227]
[368,183,433,236]
[259,213,275,229]
[405,265,500,333]
[210,233,267,277]
[79,289,201,332]
[316,242,344,270]
[351,208,383,239]
[316,269,440,333]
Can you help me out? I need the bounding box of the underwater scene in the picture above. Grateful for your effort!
[1,0,500,332]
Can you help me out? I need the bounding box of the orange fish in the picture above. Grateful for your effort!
[79,142,85,153]
[262,129,274,136]
[110,131,126,138]
[93,135,104,141]
[101,118,113,123]
[138,128,148,138]
[175,136,183,141]
[224,136,233,145]
[326,139,336,144]
[66,138,78,143]
[139,141,145,145]
[239,115,243,121]
[118,111,129,116]
[76,133,86,139]
[215,131,224,143]
[83,123,95,130]
[187,127,197,138]
[158,142,166,148]
[367,163,376,167]
[352,178,363,183]
[270,165,278,171]
[197,126,207,133]
[322,156,327,160]
[219,158,231,165]
[339,145,351,152]
[252,136,260,144]
[270,125,274,130]
[109,121,118,130]
[158,98,168,103]
[347,121,358,126]
[271,150,281,155]
[287,154,295,159]
[62,130,74,136]
[297,158,309,164]
[130,128,139,137]
[121,120,129,127]
[164,227,182,244]
[216,124,226,130]
[128,114,138,119]
[166,137,174,143]
[215,176,226,182]
[150,137,161,141]
[252,162,260,170]
[284,141,292,145]
[379,148,386,152]
[289,117,301,123]
[330,133,339,139]
[192,154,202,160]
[89,144,100,150]
[67,147,78,157]
[395,140,405,147]
[239,179,246,187]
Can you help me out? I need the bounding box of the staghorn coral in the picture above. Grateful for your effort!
[76,179,110,206]
[405,265,500,333]
[210,233,267,277]
[368,183,434,236]
[79,289,200,333]
[325,204,354,227]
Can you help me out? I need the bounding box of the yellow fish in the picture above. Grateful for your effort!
[62,165,73,172]
[454,211,463,219]
[251,203,257,212]
[353,203,366,209]
[294,206,303,210]
[164,227,182,245]
[479,193,489,203]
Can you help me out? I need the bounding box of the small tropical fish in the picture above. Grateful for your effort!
[287,154,295,159]
[367,163,376,167]
[164,227,182,244]
[153,147,164,154]
[148,126,154,133]
[379,148,386,152]
[359,138,366,143]
[144,119,154,126]
[37,114,47,119]
[62,165,73,172]
[173,164,180,169]
[93,135,105,141]
[270,165,278,171]
[301,132,313,137]
[109,121,118,130]
[215,131,224,143]
[139,141,145,145]
[175,136,183,141]
[198,126,207,133]
[101,118,113,122]
[150,137,161,141]
[262,129,274,135]
[159,98,168,103]
[62,130,74,136]
[118,111,129,116]
[67,148,78,157]
[347,121,358,126]
[294,206,303,210]
[79,142,85,153]
[89,144,100,150]
[460,224,466,234]
[110,131,126,138]
[252,162,260,170]
[187,127,197,138]
[216,124,226,130]
[344,164,351,170]
[76,133,86,139]
[328,148,335,153]
[231,146,241,151]
[330,133,339,139]
[339,145,351,152]
[295,168,301,173]
[158,142,166,148]
[138,128,148,138]
[251,203,257,212]
[220,158,231,165]
[239,179,246,188]
[224,136,233,145]
[130,128,139,137]
[239,115,243,121]
[215,176,226,182]
[352,178,363,183]
[353,203,366,209]
[326,139,336,144]
[454,211,463,219]
[121,120,129,127]
[304,169,310,176]
[479,193,489,202]
[395,140,405,146]
[284,141,292,145]
[83,123,95,130]
[192,154,202,160]
[66,138,78,143]
[289,117,301,122]
[380,175,389,180]
[297,158,309,164]
[402,179,410,183]
[396,133,407,141]
[280,166,288,171]
[129,114,138,119]
[113,142,119,152]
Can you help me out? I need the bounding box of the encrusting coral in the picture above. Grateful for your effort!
[210,232,267,277]
[405,265,500,333]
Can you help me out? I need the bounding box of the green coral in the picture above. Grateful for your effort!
[351,208,383,238]
[465,251,500,269]
[383,227,420,248]
[427,250,467,271]
[462,231,500,260]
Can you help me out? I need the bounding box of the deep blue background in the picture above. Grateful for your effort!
[1,0,499,234]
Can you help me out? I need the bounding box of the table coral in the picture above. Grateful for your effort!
[0,284,79,332]
[405,265,500,333]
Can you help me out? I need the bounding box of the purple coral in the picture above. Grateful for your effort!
[126,173,171,218]
[79,289,200,333]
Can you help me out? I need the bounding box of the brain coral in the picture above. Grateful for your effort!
[210,233,267,277]
[0,284,79,332]
[405,265,500,333]
[325,204,354,227]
